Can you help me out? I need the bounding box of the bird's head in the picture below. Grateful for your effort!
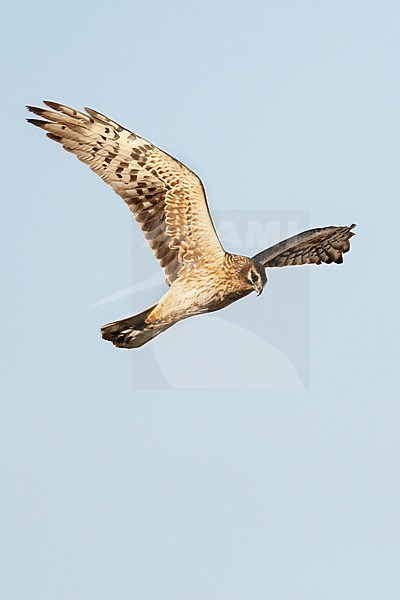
[241,258,267,296]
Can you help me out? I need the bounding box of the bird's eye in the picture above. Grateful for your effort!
[250,270,258,283]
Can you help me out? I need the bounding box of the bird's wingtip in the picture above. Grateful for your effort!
[27,118,43,126]
[43,100,60,110]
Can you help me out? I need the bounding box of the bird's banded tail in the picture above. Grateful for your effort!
[101,304,172,349]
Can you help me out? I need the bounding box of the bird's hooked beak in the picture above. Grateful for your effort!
[254,281,264,296]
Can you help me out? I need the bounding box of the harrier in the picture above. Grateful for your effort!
[27,102,355,348]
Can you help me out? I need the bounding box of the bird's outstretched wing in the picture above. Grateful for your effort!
[253,224,356,267]
[27,101,224,284]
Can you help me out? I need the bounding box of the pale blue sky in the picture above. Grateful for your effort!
[2,1,400,598]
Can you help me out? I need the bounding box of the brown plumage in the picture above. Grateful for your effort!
[27,102,355,348]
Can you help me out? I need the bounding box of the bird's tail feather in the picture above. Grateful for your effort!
[101,304,172,349]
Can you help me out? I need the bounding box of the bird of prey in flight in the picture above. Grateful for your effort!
[27,102,355,348]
